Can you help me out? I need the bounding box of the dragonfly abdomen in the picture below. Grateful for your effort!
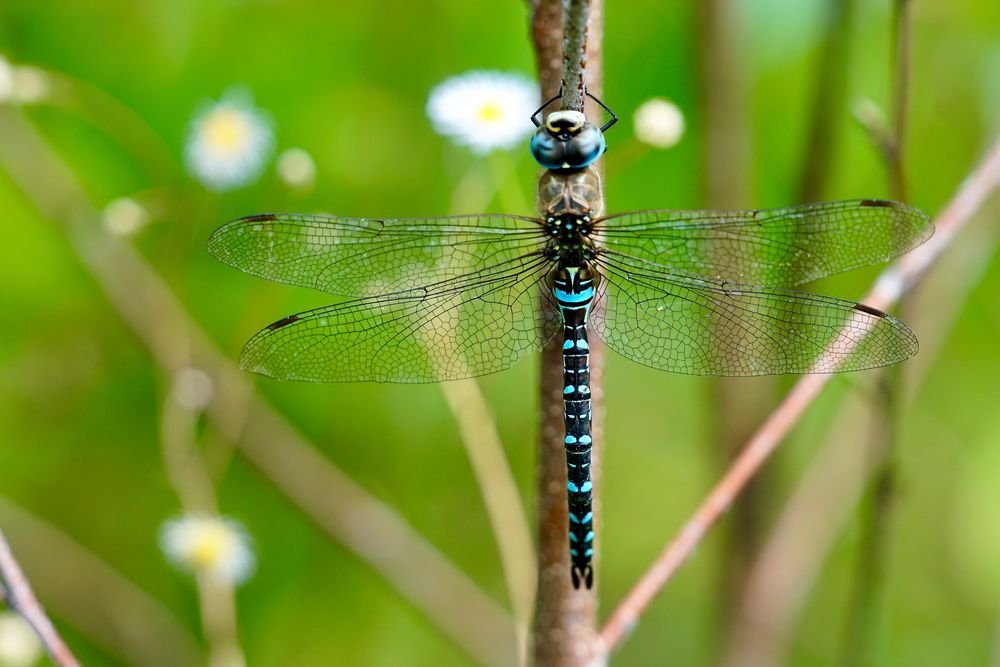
[552,264,597,589]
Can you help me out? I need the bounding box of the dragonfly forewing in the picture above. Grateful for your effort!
[593,199,932,288]
[207,213,547,297]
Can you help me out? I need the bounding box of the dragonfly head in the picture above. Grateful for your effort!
[530,110,606,172]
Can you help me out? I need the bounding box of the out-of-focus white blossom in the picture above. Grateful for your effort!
[103,198,149,237]
[0,612,42,667]
[172,367,214,411]
[10,67,48,104]
[427,71,538,155]
[0,56,48,105]
[634,98,685,149]
[160,514,255,585]
[277,147,316,190]
[185,88,274,192]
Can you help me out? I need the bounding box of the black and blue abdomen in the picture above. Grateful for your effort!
[551,264,597,588]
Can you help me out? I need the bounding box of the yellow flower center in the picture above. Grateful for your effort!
[201,107,251,155]
[477,101,503,123]
[188,522,231,569]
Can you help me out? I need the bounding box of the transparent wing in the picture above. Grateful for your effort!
[208,213,547,297]
[593,199,931,287]
[591,252,917,376]
[240,253,559,383]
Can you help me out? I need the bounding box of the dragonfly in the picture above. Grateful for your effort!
[208,93,932,589]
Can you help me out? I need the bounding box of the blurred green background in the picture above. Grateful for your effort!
[1,1,1000,665]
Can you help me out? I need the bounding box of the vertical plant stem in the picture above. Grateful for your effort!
[446,150,540,666]
[442,380,536,665]
[888,0,912,203]
[796,0,857,203]
[841,3,912,665]
[160,379,246,667]
[840,373,898,667]
[531,1,607,664]
[696,0,767,651]
[561,0,591,111]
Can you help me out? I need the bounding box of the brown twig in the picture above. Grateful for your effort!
[0,530,81,667]
[531,1,607,665]
[0,107,517,667]
[723,216,1000,667]
[0,497,206,666]
[560,0,590,111]
[599,132,1000,652]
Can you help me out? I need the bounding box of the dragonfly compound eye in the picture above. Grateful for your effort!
[530,126,567,170]
[563,124,605,170]
[530,114,605,171]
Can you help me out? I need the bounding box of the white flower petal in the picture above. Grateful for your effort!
[427,71,538,155]
[185,88,274,192]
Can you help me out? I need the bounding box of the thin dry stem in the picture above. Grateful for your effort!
[442,380,536,663]
[0,107,517,667]
[722,192,1000,667]
[720,390,878,667]
[0,497,206,666]
[561,0,590,111]
[888,0,912,202]
[600,132,1000,652]
[444,151,539,666]
[697,0,767,647]
[160,383,245,667]
[0,530,81,667]
[840,5,913,663]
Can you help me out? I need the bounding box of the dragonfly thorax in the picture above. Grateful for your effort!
[544,214,597,264]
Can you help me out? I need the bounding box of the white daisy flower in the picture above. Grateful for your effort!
[185,88,274,192]
[160,514,255,585]
[0,612,42,667]
[102,197,149,237]
[276,147,316,190]
[634,98,685,149]
[427,71,538,155]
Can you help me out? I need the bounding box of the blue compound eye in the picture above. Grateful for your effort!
[563,125,605,170]
[530,126,567,170]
